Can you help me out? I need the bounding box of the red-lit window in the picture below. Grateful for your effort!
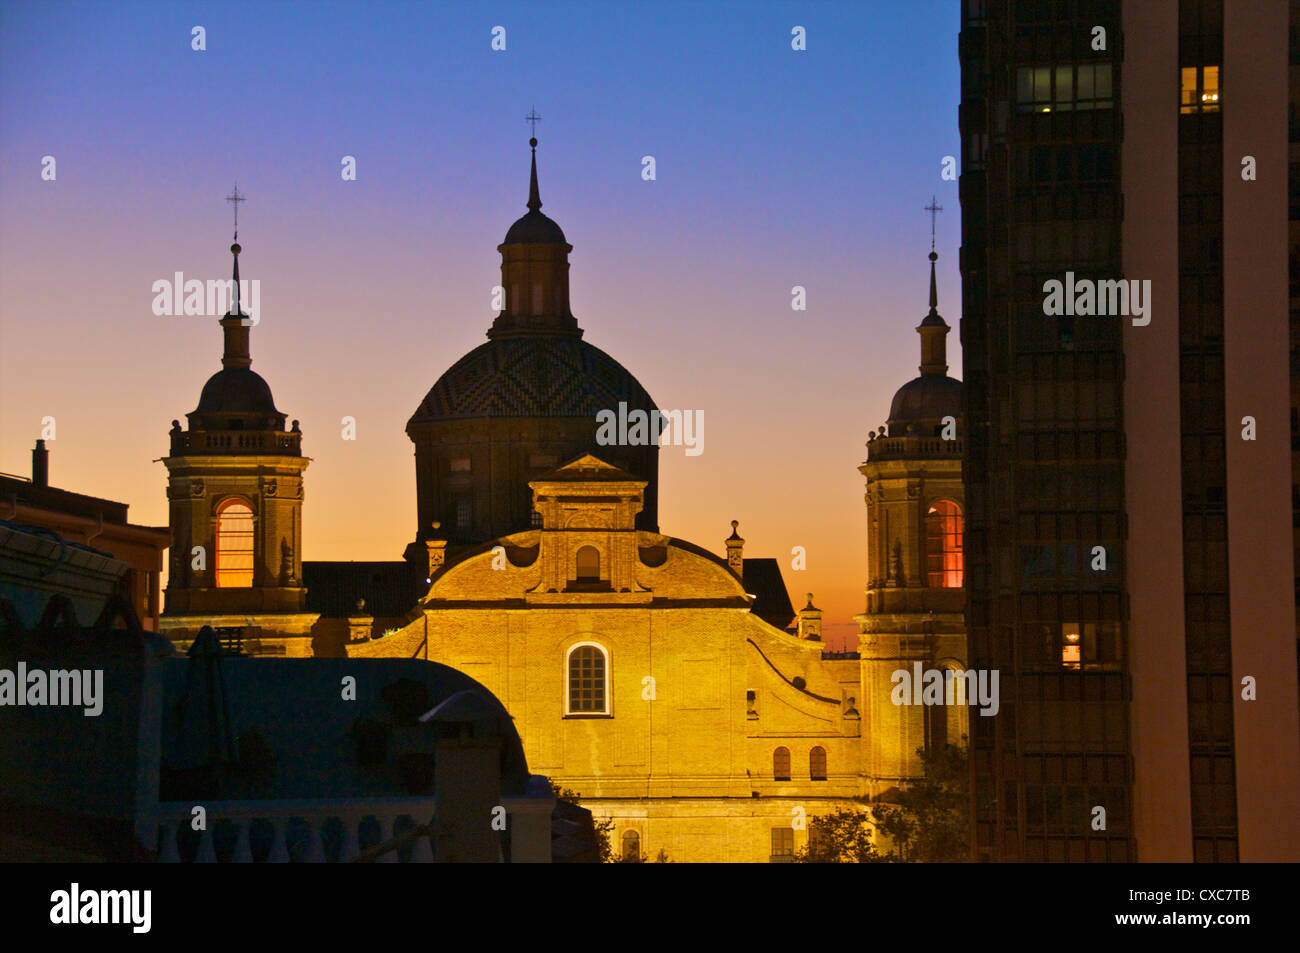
[926,501,964,588]
[215,499,254,588]
[773,747,791,781]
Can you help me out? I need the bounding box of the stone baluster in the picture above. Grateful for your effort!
[305,821,326,863]
[268,818,289,863]
[376,814,396,863]
[341,816,361,862]
[411,830,434,863]
[158,820,180,863]
[196,824,217,863]
[232,819,253,863]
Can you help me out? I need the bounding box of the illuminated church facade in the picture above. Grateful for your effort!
[159,139,967,862]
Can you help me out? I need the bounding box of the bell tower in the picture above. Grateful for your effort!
[855,224,967,793]
[160,219,317,652]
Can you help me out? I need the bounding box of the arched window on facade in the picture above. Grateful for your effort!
[773,746,791,781]
[567,643,609,715]
[215,499,255,588]
[622,830,641,863]
[810,746,827,781]
[925,501,964,588]
[575,545,600,582]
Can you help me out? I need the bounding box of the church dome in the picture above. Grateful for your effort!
[885,243,962,428]
[194,367,282,416]
[503,209,567,245]
[888,373,962,424]
[409,335,654,422]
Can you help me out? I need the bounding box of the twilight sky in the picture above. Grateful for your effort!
[0,0,962,647]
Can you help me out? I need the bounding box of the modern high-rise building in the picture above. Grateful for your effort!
[959,0,1299,861]
[1289,1,1300,660]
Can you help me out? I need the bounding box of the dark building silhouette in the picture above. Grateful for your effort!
[1,441,169,631]
[1290,1,1300,669]
[405,138,659,556]
[959,0,1298,861]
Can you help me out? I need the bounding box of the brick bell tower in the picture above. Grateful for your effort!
[160,223,316,652]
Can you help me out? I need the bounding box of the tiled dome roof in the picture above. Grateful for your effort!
[409,335,655,422]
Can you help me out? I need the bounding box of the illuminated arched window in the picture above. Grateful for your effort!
[575,545,600,582]
[810,746,827,781]
[925,501,964,588]
[622,830,640,862]
[215,500,255,588]
[566,643,609,715]
[773,747,791,781]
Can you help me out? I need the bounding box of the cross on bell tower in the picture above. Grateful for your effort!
[226,184,246,241]
[925,196,943,252]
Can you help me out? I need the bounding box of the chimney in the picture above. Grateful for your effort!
[31,440,48,487]
[725,520,744,579]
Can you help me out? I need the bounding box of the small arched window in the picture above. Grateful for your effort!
[925,501,964,588]
[575,545,600,582]
[567,643,609,715]
[622,830,640,862]
[810,746,827,781]
[215,500,254,588]
[773,746,791,781]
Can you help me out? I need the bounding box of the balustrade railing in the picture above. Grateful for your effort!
[169,430,302,456]
[867,436,964,460]
[155,797,439,863]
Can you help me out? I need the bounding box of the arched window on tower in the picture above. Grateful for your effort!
[810,746,827,781]
[566,643,609,715]
[575,545,600,582]
[773,747,791,781]
[925,501,964,588]
[215,499,255,588]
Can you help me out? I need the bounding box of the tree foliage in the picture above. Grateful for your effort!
[795,743,969,863]
[550,782,615,863]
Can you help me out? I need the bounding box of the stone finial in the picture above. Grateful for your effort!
[890,539,906,587]
[725,519,744,579]
[348,597,373,643]
[797,593,822,641]
[280,536,296,586]
[426,520,447,577]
